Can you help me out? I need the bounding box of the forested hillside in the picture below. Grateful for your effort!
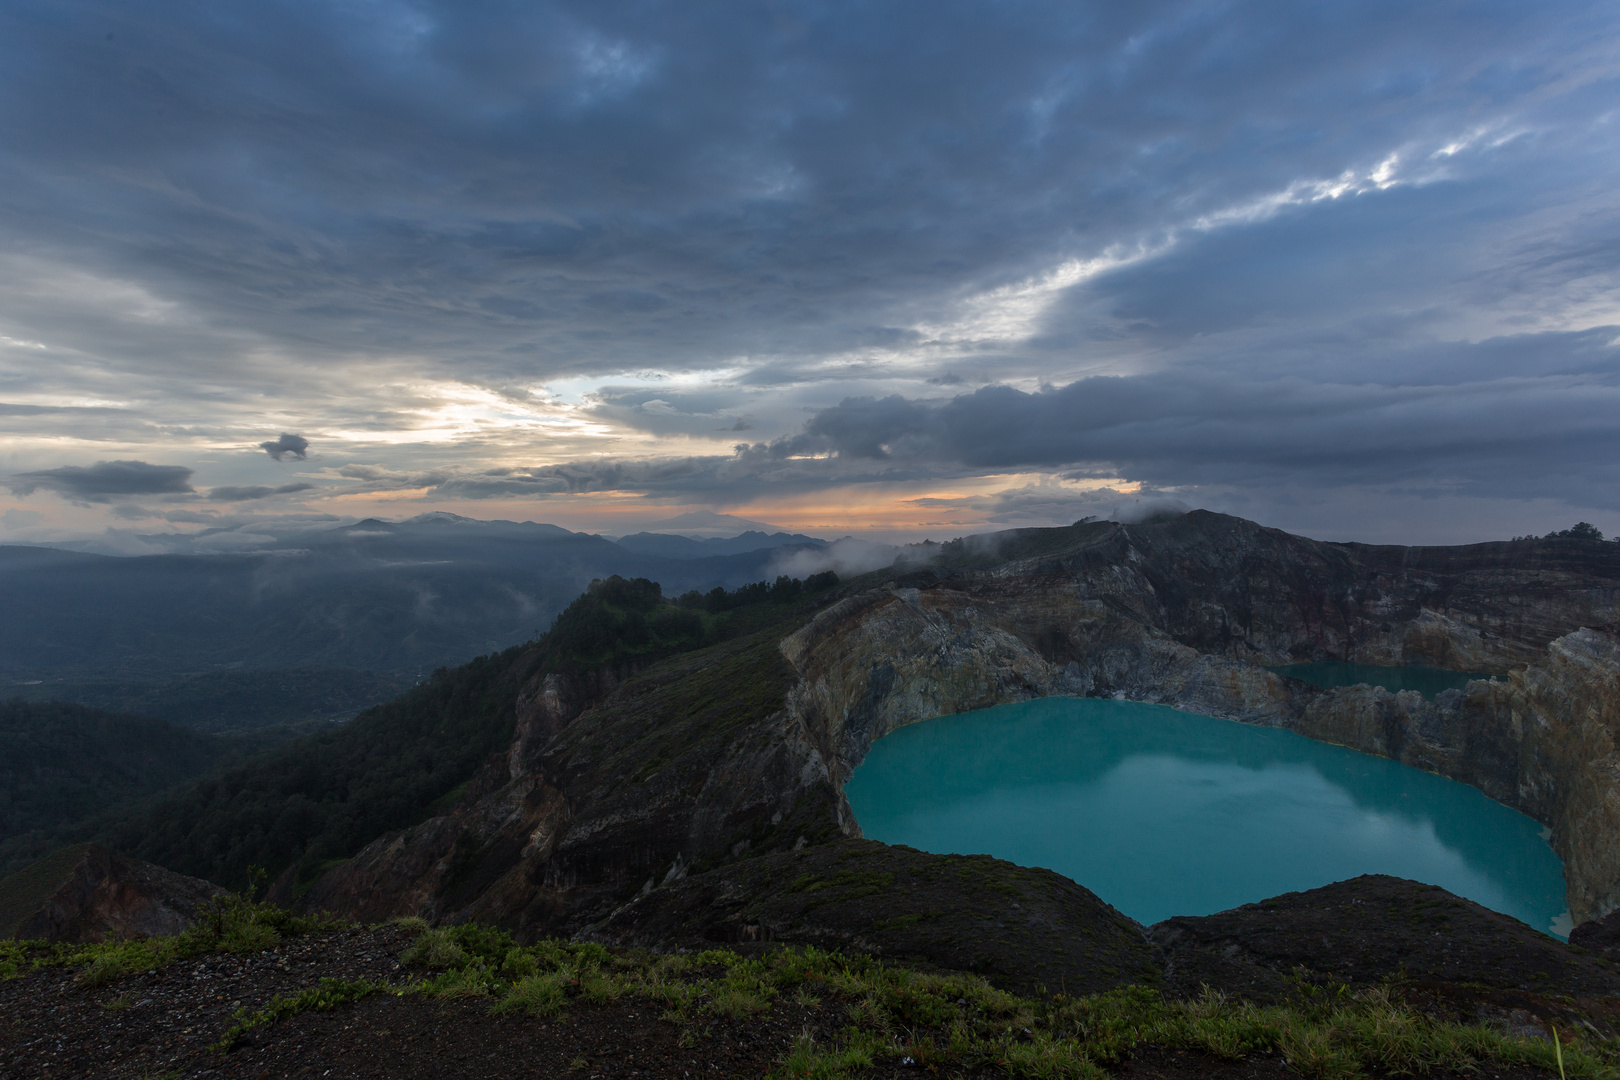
[0,702,227,842]
[3,667,413,734]
[0,573,836,889]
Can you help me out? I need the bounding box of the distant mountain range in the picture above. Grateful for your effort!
[619,509,797,538]
[612,530,826,559]
[0,513,846,730]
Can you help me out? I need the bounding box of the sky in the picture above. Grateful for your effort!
[2,0,1618,546]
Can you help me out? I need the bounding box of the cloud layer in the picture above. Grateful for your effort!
[8,461,196,503]
[0,0,1616,542]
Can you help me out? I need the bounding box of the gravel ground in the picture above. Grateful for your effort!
[0,925,1569,1079]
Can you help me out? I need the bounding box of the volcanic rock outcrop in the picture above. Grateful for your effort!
[1149,874,1620,1004]
[0,843,224,942]
[305,511,1620,934]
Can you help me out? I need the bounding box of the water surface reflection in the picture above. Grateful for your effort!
[845,698,1568,935]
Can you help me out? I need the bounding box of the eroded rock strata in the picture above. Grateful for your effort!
[306,511,1620,935]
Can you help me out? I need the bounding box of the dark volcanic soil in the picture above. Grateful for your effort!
[587,839,1159,997]
[1151,875,1620,1009]
[0,920,1573,1080]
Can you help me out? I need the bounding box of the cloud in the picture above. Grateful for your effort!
[336,464,451,491]
[407,326,1620,519]
[259,434,310,462]
[906,481,1151,526]
[1111,498,1191,524]
[1,508,43,529]
[7,460,195,503]
[432,457,724,499]
[743,328,1620,507]
[160,509,227,524]
[767,537,902,581]
[0,2,1616,541]
[207,482,316,502]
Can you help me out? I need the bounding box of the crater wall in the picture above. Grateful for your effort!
[301,512,1620,934]
[780,514,1620,923]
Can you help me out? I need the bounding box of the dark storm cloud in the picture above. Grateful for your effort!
[259,434,310,461]
[7,460,196,503]
[756,328,1620,506]
[0,0,1617,537]
[208,482,316,502]
[456,327,1620,509]
[425,445,962,501]
[0,0,1608,380]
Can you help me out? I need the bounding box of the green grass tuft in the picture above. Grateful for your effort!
[7,894,1616,1079]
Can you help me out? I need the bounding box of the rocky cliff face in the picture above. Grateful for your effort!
[781,513,1620,922]
[301,623,840,934]
[306,512,1620,933]
[1,843,223,942]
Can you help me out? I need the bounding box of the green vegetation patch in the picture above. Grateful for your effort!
[595,839,1161,998]
[4,667,413,735]
[215,976,393,1050]
[0,886,345,984]
[540,572,836,679]
[241,925,1620,1078]
[787,869,895,908]
[7,900,1615,1079]
[0,701,228,853]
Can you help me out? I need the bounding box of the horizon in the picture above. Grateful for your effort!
[2,2,1618,546]
[3,504,1610,560]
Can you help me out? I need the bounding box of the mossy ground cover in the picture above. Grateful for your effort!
[3,905,1610,1078]
[385,923,1615,1079]
[0,887,342,984]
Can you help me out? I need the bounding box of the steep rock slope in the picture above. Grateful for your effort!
[0,843,223,942]
[306,512,1620,932]
[783,514,1620,921]
[299,615,842,933]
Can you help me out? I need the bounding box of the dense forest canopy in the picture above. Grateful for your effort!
[0,573,838,889]
[0,701,227,841]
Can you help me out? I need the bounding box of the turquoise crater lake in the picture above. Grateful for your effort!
[845,698,1569,936]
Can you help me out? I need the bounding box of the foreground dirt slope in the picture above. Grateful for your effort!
[585,838,1159,996]
[4,859,1608,1080]
[304,512,1620,936]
